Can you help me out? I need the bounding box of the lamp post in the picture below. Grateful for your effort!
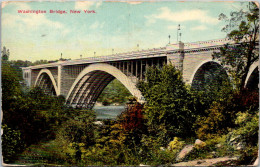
[177,24,180,42]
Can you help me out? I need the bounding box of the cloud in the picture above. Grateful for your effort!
[191,25,208,31]
[144,15,156,25]
[75,1,102,10]
[3,13,63,29]
[90,21,105,29]
[126,1,143,5]
[96,1,102,8]
[2,2,70,36]
[146,7,219,25]
[14,2,31,10]
[61,29,71,36]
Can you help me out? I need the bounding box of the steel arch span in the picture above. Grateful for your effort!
[34,69,58,95]
[66,63,144,109]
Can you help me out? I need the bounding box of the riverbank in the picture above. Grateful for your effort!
[93,105,125,119]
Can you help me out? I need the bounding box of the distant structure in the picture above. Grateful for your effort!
[1,46,10,61]
[22,38,259,109]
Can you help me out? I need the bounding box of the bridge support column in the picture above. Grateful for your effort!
[136,61,138,77]
[140,60,143,80]
[167,41,184,72]
[179,42,185,72]
[131,61,133,75]
[57,65,62,96]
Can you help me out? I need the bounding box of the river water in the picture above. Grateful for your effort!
[93,105,126,119]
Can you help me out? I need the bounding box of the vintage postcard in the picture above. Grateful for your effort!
[1,1,259,166]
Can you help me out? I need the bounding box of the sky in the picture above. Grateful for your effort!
[1,1,249,62]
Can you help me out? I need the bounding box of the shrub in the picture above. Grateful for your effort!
[109,103,146,149]
[232,110,259,147]
[56,109,96,163]
[196,101,232,140]
[196,88,259,140]
[168,137,185,152]
[138,64,197,145]
[2,124,25,163]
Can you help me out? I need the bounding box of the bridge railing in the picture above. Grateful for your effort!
[25,38,247,69]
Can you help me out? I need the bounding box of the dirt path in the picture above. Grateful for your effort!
[172,156,239,166]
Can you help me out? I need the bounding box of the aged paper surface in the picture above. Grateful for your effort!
[1,1,259,166]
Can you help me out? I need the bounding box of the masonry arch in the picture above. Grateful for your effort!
[35,69,58,95]
[245,61,259,90]
[190,60,229,91]
[66,63,144,109]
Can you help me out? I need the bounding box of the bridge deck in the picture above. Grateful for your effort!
[22,38,235,70]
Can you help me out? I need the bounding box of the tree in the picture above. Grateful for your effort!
[2,63,22,111]
[97,79,131,105]
[213,2,259,90]
[2,46,10,61]
[138,64,197,145]
[33,60,49,65]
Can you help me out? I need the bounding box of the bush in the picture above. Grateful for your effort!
[55,109,96,163]
[232,110,259,147]
[108,103,146,150]
[2,124,25,163]
[196,88,259,140]
[168,137,185,152]
[138,64,197,145]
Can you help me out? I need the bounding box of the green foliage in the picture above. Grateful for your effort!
[168,137,185,152]
[233,110,259,147]
[146,150,177,166]
[57,110,96,145]
[138,64,197,144]
[139,135,178,165]
[2,46,10,61]
[196,100,234,140]
[2,61,71,162]
[2,124,25,163]
[33,60,49,65]
[97,79,131,105]
[236,145,258,165]
[9,60,33,80]
[213,2,259,89]
[2,62,22,110]
[18,140,67,165]
[55,110,97,163]
[196,88,259,140]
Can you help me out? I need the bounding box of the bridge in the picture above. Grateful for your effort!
[22,38,259,109]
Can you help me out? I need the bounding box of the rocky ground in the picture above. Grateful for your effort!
[172,156,239,166]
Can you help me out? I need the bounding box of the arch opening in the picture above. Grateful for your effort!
[191,61,229,92]
[35,73,57,96]
[97,79,131,106]
[245,67,259,91]
[66,63,144,109]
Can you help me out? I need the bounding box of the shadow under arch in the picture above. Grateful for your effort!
[66,63,144,109]
[34,69,58,96]
[190,60,229,91]
[245,61,259,90]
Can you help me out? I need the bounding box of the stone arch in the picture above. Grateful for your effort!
[190,60,229,91]
[66,63,144,108]
[245,61,259,90]
[35,69,58,95]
